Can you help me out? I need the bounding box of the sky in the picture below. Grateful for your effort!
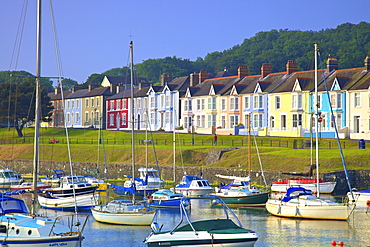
[1,0,369,84]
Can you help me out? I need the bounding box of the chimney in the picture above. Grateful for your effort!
[238,65,248,78]
[54,87,60,95]
[88,83,93,91]
[326,56,338,72]
[286,60,298,74]
[160,73,172,86]
[261,63,272,77]
[190,72,199,86]
[365,56,370,71]
[224,67,228,72]
[199,69,209,82]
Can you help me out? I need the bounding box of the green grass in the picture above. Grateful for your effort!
[0,128,369,172]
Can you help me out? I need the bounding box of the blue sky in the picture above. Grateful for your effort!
[1,0,369,84]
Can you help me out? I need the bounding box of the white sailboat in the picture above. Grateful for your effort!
[265,44,355,220]
[91,41,156,225]
[0,1,87,245]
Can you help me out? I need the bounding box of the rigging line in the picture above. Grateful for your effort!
[176,131,185,172]
[317,53,354,200]
[9,0,28,71]
[48,0,64,77]
[251,120,268,187]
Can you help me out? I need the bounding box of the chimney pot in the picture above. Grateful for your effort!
[326,56,338,72]
[261,63,272,77]
[365,56,370,71]
[286,60,298,74]
[238,65,248,78]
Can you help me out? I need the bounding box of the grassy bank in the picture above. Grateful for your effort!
[0,128,369,173]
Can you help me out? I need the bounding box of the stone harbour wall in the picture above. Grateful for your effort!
[1,160,369,193]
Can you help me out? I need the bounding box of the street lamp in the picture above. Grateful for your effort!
[191,114,195,145]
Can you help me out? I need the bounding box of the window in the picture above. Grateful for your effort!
[275,96,281,110]
[201,115,205,128]
[91,98,94,107]
[184,116,188,128]
[317,94,321,109]
[281,115,286,130]
[165,112,170,124]
[110,101,114,110]
[221,116,226,128]
[189,100,192,111]
[67,113,70,123]
[354,93,360,107]
[95,111,99,121]
[253,114,262,128]
[109,114,114,126]
[166,95,170,107]
[150,97,155,108]
[330,94,336,108]
[270,116,275,128]
[230,98,235,110]
[123,99,127,109]
[230,115,239,128]
[122,113,127,125]
[212,97,216,110]
[85,99,89,108]
[197,99,201,110]
[85,112,89,122]
[67,100,70,109]
[292,113,302,128]
[221,99,226,111]
[161,95,165,108]
[337,94,342,109]
[75,112,79,123]
[201,99,205,110]
[138,98,141,109]
[96,97,100,106]
[254,95,263,109]
[117,100,121,109]
[292,94,302,109]
[244,96,249,109]
[150,113,155,126]
[235,98,239,110]
[184,100,188,111]
[76,100,79,108]
[196,115,200,127]
[208,98,212,110]
[144,98,148,109]
[331,113,342,129]
[72,100,74,109]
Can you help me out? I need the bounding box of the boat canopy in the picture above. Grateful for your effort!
[109,183,135,194]
[0,196,29,215]
[126,175,147,185]
[281,187,313,202]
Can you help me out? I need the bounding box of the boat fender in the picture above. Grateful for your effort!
[142,208,147,211]
[278,179,282,182]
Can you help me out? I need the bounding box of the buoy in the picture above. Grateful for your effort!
[338,241,344,246]
[331,240,336,246]
[366,200,370,207]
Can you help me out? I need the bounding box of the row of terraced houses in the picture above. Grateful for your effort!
[48,56,370,140]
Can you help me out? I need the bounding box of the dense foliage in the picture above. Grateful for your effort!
[1,22,369,86]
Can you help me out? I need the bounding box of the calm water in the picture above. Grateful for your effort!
[19,192,370,247]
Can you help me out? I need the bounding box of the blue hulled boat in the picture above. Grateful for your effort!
[145,189,186,208]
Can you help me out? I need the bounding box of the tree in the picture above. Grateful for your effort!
[0,78,53,137]
[60,78,78,90]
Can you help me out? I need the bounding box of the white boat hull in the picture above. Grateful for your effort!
[266,198,353,220]
[38,193,99,210]
[271,182,336,193]
[348,191,370,208]
[145,230,258,247]
[91,206,155,225]
[175,188,213,196]
[0,235,83,247]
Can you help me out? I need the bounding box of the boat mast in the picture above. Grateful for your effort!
[130,41,135,203]
[247,113,251,190]
[32,0,42,215]
[173,95,176,185]
[314,43,320,197]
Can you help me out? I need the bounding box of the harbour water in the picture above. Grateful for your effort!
[19,192,370,246]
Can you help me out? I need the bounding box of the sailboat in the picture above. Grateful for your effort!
[265,44,355,220]
[91,41,156,225]
[144,196,259,246]
[0,1,87,245]
[211,115,269,207]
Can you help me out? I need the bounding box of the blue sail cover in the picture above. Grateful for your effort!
[218,181,234,189]
[126,176,147,185]
[356,189,370,193]
[109,183,135,194]
[0,196,29,215]
[281,187,313,202]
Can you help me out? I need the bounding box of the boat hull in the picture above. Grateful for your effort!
[271,181,336,193]
[38,193,99,210]
[145,231,258,247]
[0,235,83,247]
[175,188,213,196]
[91,207,155,225]
[348,191,370,208]
[146,199,182,208]
[266,198,353,220]
[214,192,269,207]
[113,188,158,197]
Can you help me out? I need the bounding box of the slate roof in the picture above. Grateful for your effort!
[104,75,149,87]
[48,90,71,100]
[65,89,88,99]
[83,87,115,97]
[106,88,138,100]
